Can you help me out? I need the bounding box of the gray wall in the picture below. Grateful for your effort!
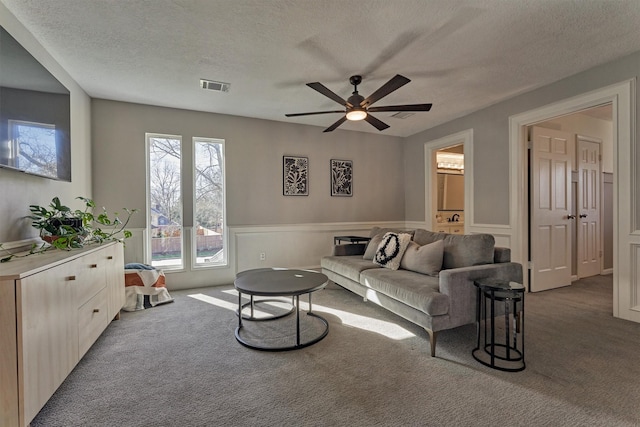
[0,3,91,244]
[403,51,640,227]
[91,100,405,230]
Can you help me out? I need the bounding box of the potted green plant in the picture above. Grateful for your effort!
[0,196,136,262]
[28,196,88,249]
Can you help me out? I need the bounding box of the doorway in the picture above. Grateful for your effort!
[527,104,612,292]
[434,145,465,232]
[508,79,638,323]
[423,129,473,232]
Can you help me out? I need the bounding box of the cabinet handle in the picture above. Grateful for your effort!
[107,256,114,260]
[67,275,76,281]
[579,214,587,218]
[90,264,98,268]
[567,215,576,220]
[93,308,100,313]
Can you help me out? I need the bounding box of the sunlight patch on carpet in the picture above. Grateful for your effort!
[204,289,415,340]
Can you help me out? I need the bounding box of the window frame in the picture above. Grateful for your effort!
[191,136,228,269]
[145,132,184,271]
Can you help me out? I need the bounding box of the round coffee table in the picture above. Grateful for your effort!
[234,268,329,351]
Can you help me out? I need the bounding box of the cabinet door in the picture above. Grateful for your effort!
[18,262,79,424]
[78,288,108,358]
[434,225,450,233]
[0,280,19,427]
[104,244,125,320]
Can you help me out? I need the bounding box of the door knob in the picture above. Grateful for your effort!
[567,215,576,220]
[579,214,587,218]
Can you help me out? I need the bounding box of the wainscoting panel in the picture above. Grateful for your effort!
[467,224,513,249]
[630,244,640,314]
[232,222,401,273]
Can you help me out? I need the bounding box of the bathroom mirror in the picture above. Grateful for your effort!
[437,173,464,211]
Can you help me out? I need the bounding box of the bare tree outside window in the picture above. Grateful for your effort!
[147,135,183,269]
[194,138,226,265]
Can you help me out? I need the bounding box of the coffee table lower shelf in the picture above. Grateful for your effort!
[235,293,329,352]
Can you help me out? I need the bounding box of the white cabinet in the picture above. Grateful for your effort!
[434,224,464,234]
[0,243,125,427]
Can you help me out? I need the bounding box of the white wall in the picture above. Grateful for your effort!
[0,4,92,244]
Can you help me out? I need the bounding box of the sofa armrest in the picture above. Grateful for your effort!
[437,262,524,328]
[494,247,511,263]
[332,243,367,256]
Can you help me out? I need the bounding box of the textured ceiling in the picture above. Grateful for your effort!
[2,0,639,137]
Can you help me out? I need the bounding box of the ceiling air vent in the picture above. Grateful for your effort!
[390,112,415,119]
[200,79,230,92]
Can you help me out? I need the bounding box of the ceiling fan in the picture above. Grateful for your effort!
[285,74,432,132]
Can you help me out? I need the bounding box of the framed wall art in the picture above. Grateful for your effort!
[283,155,309,196]
[331,159,353,197]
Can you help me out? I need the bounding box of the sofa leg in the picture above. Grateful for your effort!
[425,328,438,357]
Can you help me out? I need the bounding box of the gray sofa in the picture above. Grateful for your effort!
[321,227,523,356]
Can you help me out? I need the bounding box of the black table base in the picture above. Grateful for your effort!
[472,281,525,372]
[235,292,329,352]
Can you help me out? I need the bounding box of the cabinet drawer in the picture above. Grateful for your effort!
[78,287,108,358]
[74,252,107,307]
[449,226,464,234]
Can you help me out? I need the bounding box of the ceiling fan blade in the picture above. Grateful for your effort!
[368,103,432,113]
[285,110,344,117]
[323,116,347,133]
[307,82,351,107]
[364,114,390,131]
[361,74,410,108]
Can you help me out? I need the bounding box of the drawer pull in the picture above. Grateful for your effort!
[90,264,98,268]
[107,256,114,260]
[67,275,76,281]
[93,308,100,313]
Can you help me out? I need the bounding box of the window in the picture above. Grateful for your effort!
[146,134,183,269]
[193,138,226,267]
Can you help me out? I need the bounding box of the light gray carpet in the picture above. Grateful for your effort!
[32,275,640,426]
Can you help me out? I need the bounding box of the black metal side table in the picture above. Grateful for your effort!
[333,235,371,245]
[472,278,525,372]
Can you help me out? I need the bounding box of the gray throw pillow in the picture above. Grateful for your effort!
[400,240,444,276]
[363,233,384,260]
[373,232,412,270]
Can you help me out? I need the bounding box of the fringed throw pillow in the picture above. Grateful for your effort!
[373,232,412,270]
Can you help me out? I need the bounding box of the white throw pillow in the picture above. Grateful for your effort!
[373,232,412,270]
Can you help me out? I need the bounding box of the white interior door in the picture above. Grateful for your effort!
[530,126,573,292]
[577,137,601,278]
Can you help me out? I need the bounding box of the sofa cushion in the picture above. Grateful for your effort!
[360,269,448,316]
[413,229,495,269]
[369,227,415,239]
[320,255,380,283]
[373,232,412,270]
[400,240,444,276]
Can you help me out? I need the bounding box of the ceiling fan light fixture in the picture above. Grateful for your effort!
[346,108,367,121]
